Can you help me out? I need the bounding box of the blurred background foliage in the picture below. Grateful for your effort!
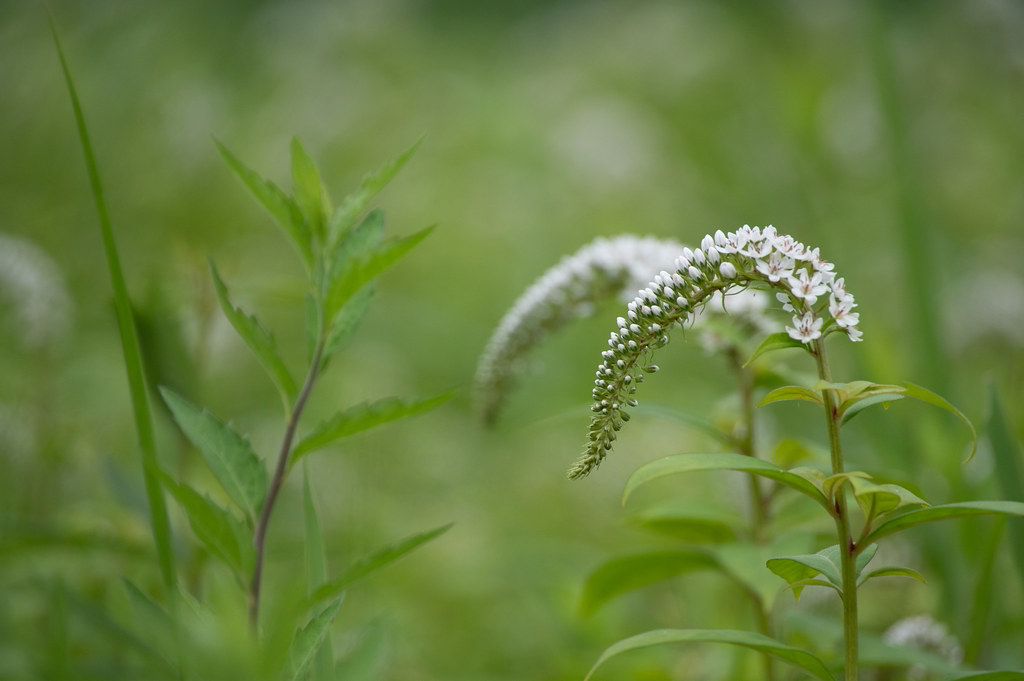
[1,0,1023,679]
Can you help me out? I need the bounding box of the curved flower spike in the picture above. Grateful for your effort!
[474,235,772,425]
[570,226,862,479]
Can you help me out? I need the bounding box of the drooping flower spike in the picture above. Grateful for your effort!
[571,225,862,479]
[474,235,772,425]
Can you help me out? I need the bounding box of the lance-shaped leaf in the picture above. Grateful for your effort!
[584,629,834,681]
[986,382,1024,605]
[328,141,420,247]
[160,387,267,523]
[161,473,246,575]
[628,500,740,543]
[841,393,904,424]
[939,673,1024,681]
[325,226,435,323]
[857,566,927,587]
[285,597,344,681]
[210,262,297,409]
[744,331,809,367]
[579,550,718,617]
[823,472,928,520]
[903,382,978,461]
[328,210,386,282]
[759,385,823,407]
[290,138,329,241]
[862,501,1024,546]
[623,452,829,510]
[323,286,375,365]
[215,140,312,269]
[292,393,454,463]
[308,524,452,608]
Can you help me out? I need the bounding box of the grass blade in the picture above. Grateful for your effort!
[48,12,175,589]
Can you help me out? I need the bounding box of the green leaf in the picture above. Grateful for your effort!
[903,382,978,461]
[841,393,905,424]
[862,501,1024,546]
[584,629,834,681]
[767,544,879,599]
[744,332,809,367]
[328,141,420,246]
[759,385,823,407]
[986,382,1024,587]
[579,550,718,617]
[292,392,454,463]
[325,225,435,323]
[210,262,297,411]
[286,597,344,681]
[302,466,333,680]
[308,524,452,608]
[49,16,175,589]
[857,566,927,587]
[215,140,313,268]
[713,538,808,610]
[291,137,329,241]
[161,473,245,574]
[628,500,740,543]
[939,673,1024,681]
[622,453,829,510]
[772,439,818,468]
[824,473,928,520]
[159,387,268,523]
[323,286,375,364]
[328,210,386,281]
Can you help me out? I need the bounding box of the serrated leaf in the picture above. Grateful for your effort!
[162,473,245,574]
[292,392,454,463]
[323,286,375,364]
[629,500,740,543]
[286,597,344,681]
[759,385,823,407]
[857,566,927,587]
[210,262,297,410]
[215,140,312,268]
[579,550,718,617]
[325,225,435,323]
[584,629,834,681]
[622,452,829,510]
[291,137,328,241]
[328,210,386,281]
[308,524,452,608]
[328,141,420,247]
[744,332,808,367]
[159,387,267,522]
[903,382,979,462]
[862,501,1024,546]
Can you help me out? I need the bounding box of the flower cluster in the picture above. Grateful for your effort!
[475,235,772,425]
[571,225,861,478]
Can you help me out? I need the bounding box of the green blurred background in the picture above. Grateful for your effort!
[2,0,1023,679]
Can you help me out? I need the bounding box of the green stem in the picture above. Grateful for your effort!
[813,338,858,681]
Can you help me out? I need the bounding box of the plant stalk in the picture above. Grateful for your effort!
[250,339,325,630]
[813,338,858,681]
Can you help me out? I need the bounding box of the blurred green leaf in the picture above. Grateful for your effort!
[759,385,823,407]
[286,597,344,681]
[628,500,740,543]
[308,523,452,608]
[210,261,297,411]
[622,453,829,510]
[772,439,817,468]
[862,501,1024,545]
[940,673,1024,681]
[584,629,834,681]
[902,382,978,461]
[291,137,329,241]
[302,466,334,680]
[159,387,268,523]
[579,550,718,617]
[328,141,420,247]
[49,15,176,589]
[215,140,313,269]
[744,332,808,367]
[292,392,454,463]
[986,382,1024,582]
[162,472,245,575]
[325,225,435,323]
[328,210,386,282]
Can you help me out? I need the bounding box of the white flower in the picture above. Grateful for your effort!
[787,269,829,305]
[756,252,795,282]
[786,311,823,343]
[774,234,806,260]
[846,326,863,342]
[829,293,859,328]
[743,238,773,259]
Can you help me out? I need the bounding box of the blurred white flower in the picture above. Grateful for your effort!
[0,233,72,349]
